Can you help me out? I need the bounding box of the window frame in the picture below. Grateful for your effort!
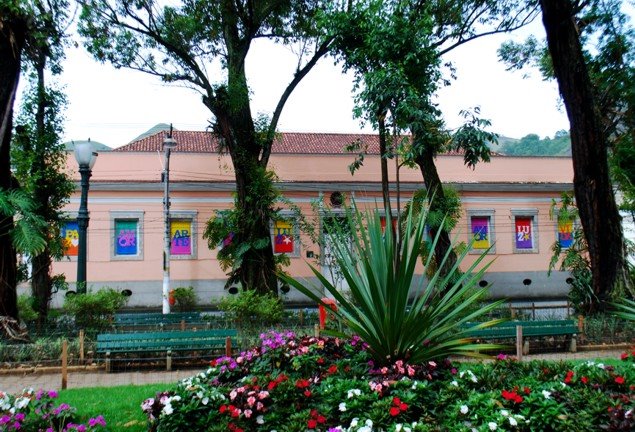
[467,209,496,254]
[511,209,539,254]
[110,211,144,261]
[169,211,198,260]
[271,212,301,257]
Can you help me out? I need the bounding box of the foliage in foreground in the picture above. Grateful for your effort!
[281,206,505,365]
[141,331,635,431]
[0,388,106,432]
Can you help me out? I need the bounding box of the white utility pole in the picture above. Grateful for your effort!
[162,131,177,314]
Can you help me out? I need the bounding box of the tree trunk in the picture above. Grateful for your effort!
[415,145,458,285]
[378,116,392,222]
[0,14,27,320]
[540,0,626,311]
[30,49,54,327]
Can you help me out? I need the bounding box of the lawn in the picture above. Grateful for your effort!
[58,383,172,432]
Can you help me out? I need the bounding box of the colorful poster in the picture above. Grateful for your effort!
[171,220,192,255]
[558,221,574,248]
[515,217,533,249]
[61,221,79,256]
[274,220,294,253]
[471,216,490,249]
[115,220,138,255]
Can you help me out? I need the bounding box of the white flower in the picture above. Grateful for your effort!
[488,422,497,431]
[509,417,518,426]
[460,405,469,415]
[542,390,552,399]
[347,389,362,398]
[451,380,459,387]
[365,419,373,427]
[350,418,359,428]
[597,363,605,369]
[339,402,347,412]
[14,397,30,409]
[358,428,372,432]
[500,409,509,417]
[162,403,174,415]
[201,397,209,405]
[395,424,403,432]
[256,415,264,424]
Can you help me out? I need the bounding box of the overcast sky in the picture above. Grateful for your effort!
[50,15,569,148]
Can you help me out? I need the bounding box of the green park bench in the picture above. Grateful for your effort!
[465,319,578,355]
[96,328,237,372]
[113,312,210,331]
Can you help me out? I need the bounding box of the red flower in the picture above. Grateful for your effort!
[581,376,589,384]
[304,390,311,397]
[219,405,227,414]
[328,364,338,374]
[615,376,625,385]
[564,370,574,384]
[621,352,629,361]
[296,379,310,389]
[389,406,401,416]
[392,397,401,406]
[317,357,324,364]
[307,419,318,429]
[523,386,531,395]
[502,389,523,404]
[317,415,326,424]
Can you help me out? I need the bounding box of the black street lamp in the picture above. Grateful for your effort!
[74,140,98,294]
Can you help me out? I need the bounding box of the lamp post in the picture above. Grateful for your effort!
[74,140,98,294]
[162,134,177,314]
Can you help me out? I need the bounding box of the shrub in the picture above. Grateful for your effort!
[280,205,505,365]
[217,290,284,328]
[171,286,197,312]
[63,288,127,332]
[17,295,38,325]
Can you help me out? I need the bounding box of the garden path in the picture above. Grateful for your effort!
[0,349,624,394]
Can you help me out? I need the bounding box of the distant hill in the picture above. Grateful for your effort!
[64,140,112,152]
[494,131,571,156]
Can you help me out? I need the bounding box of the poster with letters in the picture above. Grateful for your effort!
[515,217,533,249]
[61,221,79,256]
[171,220,192,255]
[471,217,490,249]
[115,220,138,255]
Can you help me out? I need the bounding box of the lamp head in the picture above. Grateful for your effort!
[163,136,177,151]
[74,140,98,169]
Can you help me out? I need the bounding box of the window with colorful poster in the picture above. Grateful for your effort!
[170,220,192,255]
[515,217,534,249]
[115,220,138,255]
[272,219,296,254]
[61,221,79,257]
[558,220,574,248]
[470,216,490,249]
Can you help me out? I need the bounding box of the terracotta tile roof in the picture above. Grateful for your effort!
[114,130,470,156]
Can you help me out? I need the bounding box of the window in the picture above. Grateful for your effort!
[170,211,197,259]
[271,217,299,256]
[557,220,575,248]
[511,209,539,253]
[110,211,144,260]
[61,220,79,258]
[468,209,495,253]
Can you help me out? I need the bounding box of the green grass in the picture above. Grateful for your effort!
[58,383,173,432]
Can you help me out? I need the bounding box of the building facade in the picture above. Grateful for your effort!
[50,130,575,307]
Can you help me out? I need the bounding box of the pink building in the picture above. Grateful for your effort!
[51,130,574,307]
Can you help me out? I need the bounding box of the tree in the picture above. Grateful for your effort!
[11,0,73,328]
[539,0,629,311]
[500,130,571,156]
[0,3,30,321]
[78,0,340,295]
[330,0,527,281]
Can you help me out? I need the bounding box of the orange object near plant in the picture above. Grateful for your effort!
[318,298,337,329]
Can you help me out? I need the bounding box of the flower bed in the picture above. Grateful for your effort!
[0,388,107,432]
[142,331,635,431]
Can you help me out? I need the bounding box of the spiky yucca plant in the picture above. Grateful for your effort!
[280,205,505,365]
[612,298,635,322]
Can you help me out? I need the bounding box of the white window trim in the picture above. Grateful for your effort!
[467,209,496,254]
[511,208,539,254]
[170,210,198,260]
[110,211,144,261]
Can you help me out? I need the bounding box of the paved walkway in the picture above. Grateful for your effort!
[0,349,625,394]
